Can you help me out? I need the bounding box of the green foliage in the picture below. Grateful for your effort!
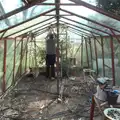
[97,0,120,14]
[38,49,46,65]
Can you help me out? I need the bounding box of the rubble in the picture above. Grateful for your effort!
[0,75,99,120]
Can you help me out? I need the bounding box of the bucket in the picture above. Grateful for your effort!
[104,108,120,120]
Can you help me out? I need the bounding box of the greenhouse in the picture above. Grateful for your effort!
[0,0,120,120]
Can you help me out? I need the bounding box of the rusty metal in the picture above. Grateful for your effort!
[111,29,120,44]
[81,36,83,67]
[85,37,89,68]
[0,8,55,33]
[69,0,120,22]
[110,36,115,86]
[12,38,16,85]
[68,26,92,37]
[16,22,56,38]
[2,39,7,92]
[68,29,89,38]
[62,16,110,35]
[56,0,60,96]
[89,37,93,69]
[0,0,46,21]
[60,8,120,33]
[101,36,105,76]
[20,39,23,75]
[25,37,29,72]
[94,38,98,75]
[90,96,95,120]
[6,17,54,37]
[60,20,101,35]
[35,29,48,37]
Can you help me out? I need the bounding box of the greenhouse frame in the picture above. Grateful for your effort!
[1,0,120,120]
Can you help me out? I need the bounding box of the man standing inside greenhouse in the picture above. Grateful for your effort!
[45,31,56,79]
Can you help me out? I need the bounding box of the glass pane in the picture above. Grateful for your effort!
[0,6,55,30]
[60,5,120,34]
[6,39,15,89]
[10,19,56,38]
[3,16,54,37]
[113,37,120,85]
[0,0,23,15]
[60,17,107,35]
[15,39,21,79]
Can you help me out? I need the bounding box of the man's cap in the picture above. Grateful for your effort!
[97,77,107,85]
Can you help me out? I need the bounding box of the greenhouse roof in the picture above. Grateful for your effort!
[0,0,120,39]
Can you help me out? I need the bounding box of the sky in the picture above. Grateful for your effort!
[0,0,22,13]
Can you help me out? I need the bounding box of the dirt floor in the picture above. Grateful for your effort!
[0,74,101,120]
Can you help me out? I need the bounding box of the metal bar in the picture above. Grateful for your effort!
[95,38,102,46]
[0,31,7,39]
[33,21,56,34]
[110,36,115,86]
[0,37,24,40]
[2,39,7,92]
[94,38,98,75]
[44,14,73,16]
[25,37,29,72]
[0,0,46,21]
[33,38,37,73]
[6,17,54,38]
[89,37,93,69]
[16,21,56,37]
[66,28,68,60]
[20,39,23,75]
[69,0,120,22]
[68,28,91,37]
[60,20,101,35]
[101,36,105,76]
[35,29,48,37]
[25,41,28,72]
[85,37,89,68]
[12,38,16,85]
[68,26,91,37]
[62,16,110,35]
[37,3,87,5]
[68,29,88,38]
[59,22,92,36]
[0,8,55,33]
[90,96,95,120]
[104,64,112,69]
[60,8,120,33]
[56,0,60,96]
[111,30,120,44]
[81,36,83,67]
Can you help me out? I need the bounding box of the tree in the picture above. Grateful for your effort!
[96,0,120,15]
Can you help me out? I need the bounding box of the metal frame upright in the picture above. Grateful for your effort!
[12,38,16,85]
[85,37,89,68]
[56,0,60,96]
[0,1,120,119]
[2,39,7,93]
